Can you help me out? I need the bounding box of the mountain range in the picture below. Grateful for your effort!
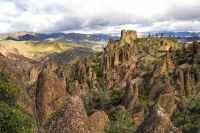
[1,31,200,43]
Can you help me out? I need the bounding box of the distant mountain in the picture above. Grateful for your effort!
[0,31,118,43]
[138,31,200,42]
[1,31,200,44]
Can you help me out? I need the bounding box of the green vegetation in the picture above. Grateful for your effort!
[104,110,136,133]
[138,85,148,107]
[0,72,35,132]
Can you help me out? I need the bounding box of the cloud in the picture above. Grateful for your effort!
[0,0,200,33]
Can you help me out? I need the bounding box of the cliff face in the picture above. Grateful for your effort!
[36,68,69,125]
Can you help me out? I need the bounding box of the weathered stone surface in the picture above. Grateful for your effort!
[43,96,109,133]
[159,39,171,51]
[45,61,58,71]
[174,69,185,96]
[123,78,147,126]
[89,111,109,133]
[156,84,176,116]
[174,66,195,96]
[36,68,69,125]
[123,79,139,109]
[193,40,200,54]
[120,29,137,46]
[153,53,174,77]
[100,54,111,73]
[136,106,182,133]
[114,49,120,66]
[28,63,43,85]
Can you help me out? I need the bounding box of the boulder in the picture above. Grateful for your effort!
[136,106,181,133]
[43,96,109,133]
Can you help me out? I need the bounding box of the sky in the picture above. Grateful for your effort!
[0,0,200,33]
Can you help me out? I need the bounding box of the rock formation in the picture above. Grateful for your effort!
[193,40,200,54]
[136,106,181,133]
[123,78,148,126]
[43,96,109,133]
[152,53,174,77]
[174,66,195,96]
[28,63,43,85]
[159,39,171,51]
[120,29,137,46]
[36,68,69,125]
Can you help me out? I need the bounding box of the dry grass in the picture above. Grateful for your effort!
[0,40,69,59]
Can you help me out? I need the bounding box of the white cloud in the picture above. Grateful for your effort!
[0,0,200,33]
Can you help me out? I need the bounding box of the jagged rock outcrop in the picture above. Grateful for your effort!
[100,54,111,73]
[174,66,195,96]
[193,40,200,54]
[136,106,182,133]
[28,63,43,85]
[106,38,119,51]
[159,39,171,51]
[147,79,176,116]
[36,68,69,125]
[114,49,120,66]
[43,96,109,133]
[123,78,147,126]
[120,29,137,46]
[153,53,174,77]
[45,61,58,71]
[156,84,176,116]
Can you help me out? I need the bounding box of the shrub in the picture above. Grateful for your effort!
[0,72,35,132]
[104,110,136,133]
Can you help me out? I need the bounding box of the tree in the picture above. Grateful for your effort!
[104,110,136,133]
[155,33,158,38]
[148,33,151,38]
[0,71,35,133]
[161,33,164,38]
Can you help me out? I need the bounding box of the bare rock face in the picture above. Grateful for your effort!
[174,66,195,96]
[123,78,139,109]
[43,96,109,133]
[153,53,174,77]
[174,69,185,96]
[114,49,120,66]
[120,29,137,46]
[193,40,200,54]
[36,68,69,125]
[45,61,58,71]
[28,63,43,85]
[147,79,176,116]
[100,54,111,73]
[123,78,147,126]
[89,111,109,133]
[136,106,181,133]
[106,38,119,51]
[156,84,176,116]
[159,39,171,51]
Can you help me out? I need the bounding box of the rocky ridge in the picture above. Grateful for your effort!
[1,29,200,132]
